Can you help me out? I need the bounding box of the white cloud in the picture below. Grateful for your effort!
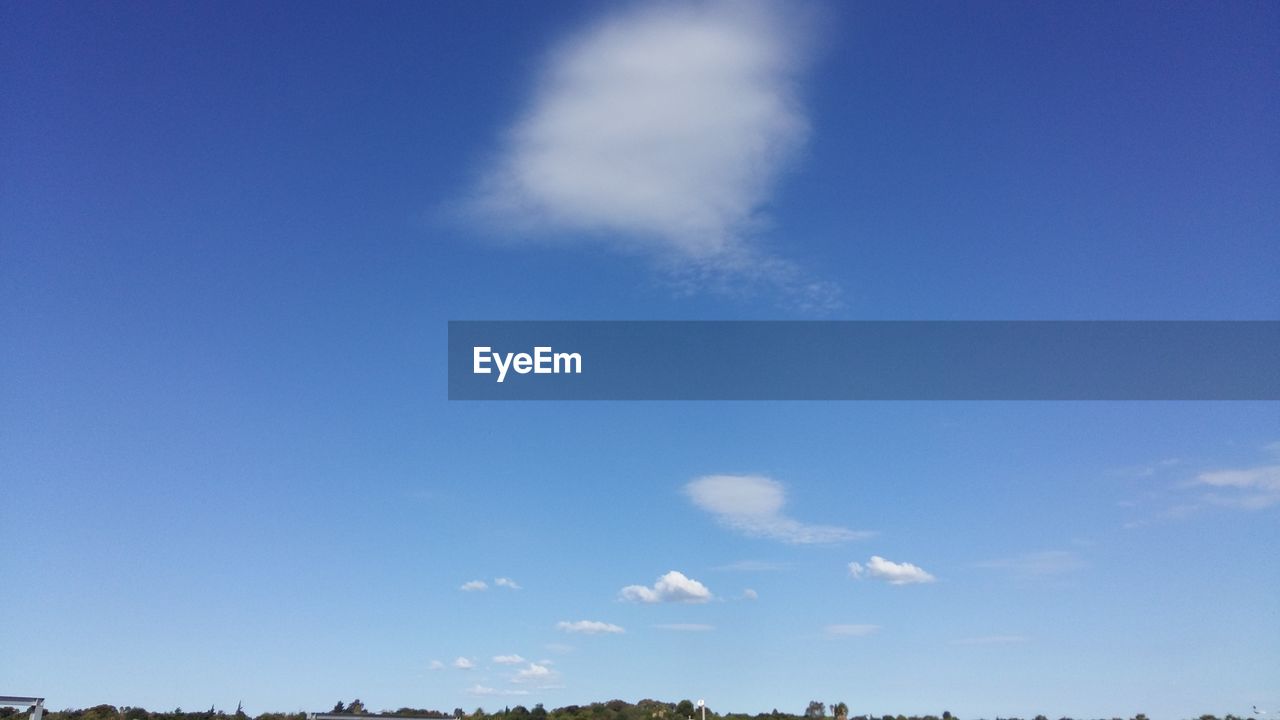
[494,577,522,590]
[493,654,526,666]
[461,1,834,304]
[974,550,1086,576]
[741,588,759,600]
[427,660,445,671]
[620,570,713,603]
[825,624,879,637]
[512,662,561,687]
[685,474,872,544]
[848,556,936,585]
[653,623,715,632]
[556,620,625,635]
[460,580,488,592]
[1195,463,1280,509]
[453,656,476,670]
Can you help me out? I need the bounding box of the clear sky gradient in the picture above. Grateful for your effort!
[2,2,1278,719]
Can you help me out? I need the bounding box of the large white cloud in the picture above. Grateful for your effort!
[848,556,936,585]
[462,1,833,303]
[620,570,713,603]
[684,474,871,544]
[556,620,625,635]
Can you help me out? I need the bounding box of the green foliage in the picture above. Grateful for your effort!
[18,699,1256,720]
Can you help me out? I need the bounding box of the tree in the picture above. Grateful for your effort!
[830,705,848,720]
[348,702,366,716]
[332,705,345,715]
[805,704,825,720]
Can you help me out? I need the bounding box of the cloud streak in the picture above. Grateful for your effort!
[556,620,625,635]
[685,474,871,544]
[462,1,834,305]
[653,623,715,632]
[1195,463,1280,509]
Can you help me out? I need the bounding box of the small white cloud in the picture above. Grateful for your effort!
[685,475,872,544]
[1195,463,1280,509]
[653,623,715,632]
[556,620,625,635]
[427,660,445,671]
[494,577,522,590]
[825,624,879,637]
[493,654,526,665]
[620,570,713,604]
[848,556,936,585]
[974,550,1086,576]
[741,588,759,600]
[513,662,561,687]
[453,656,476,670]
[460,580,488,592]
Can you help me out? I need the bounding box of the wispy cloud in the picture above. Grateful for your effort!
[494,577,522,590]
[493,654,526,666]
[1122,443,1280,526]
[556,620,625,635]
[741,588,759,600]
[459,580,488,592]
[653,623,715,632]
[1108,457,1182,479]
[849,556,936,585]
[453,656,476,670]
[825,624,879,637]
[974,550,1086,576]
[620,570,713,603]
[460,0,835,306]
[427,660,445,671]
[1195,463,1280,509]
[685,474,872,544]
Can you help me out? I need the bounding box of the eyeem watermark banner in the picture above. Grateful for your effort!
[447,321,1280,400]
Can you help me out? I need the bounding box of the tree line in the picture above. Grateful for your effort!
[0,699,1258,720]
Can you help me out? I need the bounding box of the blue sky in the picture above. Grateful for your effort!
[2,2,1278,719]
